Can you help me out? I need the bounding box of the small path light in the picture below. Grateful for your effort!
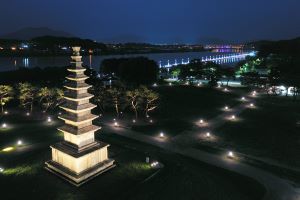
[2,123,7,128]
[153,83,158,87]
[231,115,236,120]
[169,82,172,86]
[4,111,8,115]
[228,151,234,158]
[224,106,229,110]
[199,119,204,124]
[47,117,52,123]
[17,140,22,146]
[224,88,228,92]
[132,119,136,123]
[149,119,153,123]
[0,167,4,172]
[250,103,254,107]
[150,161,159,168]
[26,112,30,116]
[159,132,164,138]
[114,122,119,127]
[241,97,245,100]
[206,132,211,138]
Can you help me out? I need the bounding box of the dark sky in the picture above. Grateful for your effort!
[1,0,300,43]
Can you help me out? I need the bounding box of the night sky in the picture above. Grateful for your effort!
[1,0,300,43]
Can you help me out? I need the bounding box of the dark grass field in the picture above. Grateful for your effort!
[0,112,265,200]
[205,95,300,168]
[131,85,248,137]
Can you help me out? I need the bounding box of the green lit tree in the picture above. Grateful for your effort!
[37,87,64,112]
[0,85,14,113]
[18,83,37,113]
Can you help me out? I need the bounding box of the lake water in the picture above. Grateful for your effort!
[0,51,247,72]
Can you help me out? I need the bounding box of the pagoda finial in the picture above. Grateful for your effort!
[72,46,81,56]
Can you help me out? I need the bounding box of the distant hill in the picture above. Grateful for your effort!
[1,27,74,40]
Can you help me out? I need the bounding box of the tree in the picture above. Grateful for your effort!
[0,85,14,113]
[91,85,110,114]
[126,88,142,119]
[107,87,125,118]
[37,87,64,112]
[140,86,159,117]
[220,68,235,86]
[18,83,37,113]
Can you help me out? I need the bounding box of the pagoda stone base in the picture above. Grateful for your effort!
[45,141,115,186]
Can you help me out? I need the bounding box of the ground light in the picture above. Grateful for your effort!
[224,106,229,110]
[2,147,14,152]
[132,119,136,123]
[199,119,204,124]
[231,115,236,119]
[150,161,159,168]
[26,112,30,116]
[206,132,211,138]
[17,140,22,146]
[4,111,8,115]
[227,151,234,158]
[1,123,7,128]
[224,88,228,92]
[159,132,164,138]
[168,83,172,86]
[197,82,202,86]
[47,117,52,122]
[241,97,245,100]
[114,122,119,127]
[0,167,4,172]
[153,83,158,87]
[149,119,153,123]
[250,103,254,107]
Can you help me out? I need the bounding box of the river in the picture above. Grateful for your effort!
[0,50,248,72]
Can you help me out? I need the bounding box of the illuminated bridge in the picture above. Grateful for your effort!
[159,51,256,68]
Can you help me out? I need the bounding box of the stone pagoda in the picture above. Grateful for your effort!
[45,47,115,186]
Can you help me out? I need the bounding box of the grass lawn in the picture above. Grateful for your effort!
[131,85,248,137]
[201,95,300,168]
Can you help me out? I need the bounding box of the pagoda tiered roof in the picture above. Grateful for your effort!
[60,102,96,113]
[58,124,100,135]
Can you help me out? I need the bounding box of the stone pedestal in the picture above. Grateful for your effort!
[45,47,115,186]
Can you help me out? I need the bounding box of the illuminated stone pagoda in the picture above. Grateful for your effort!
[45,47,115,186]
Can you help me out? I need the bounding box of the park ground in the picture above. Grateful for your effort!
[0,84,299,199]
